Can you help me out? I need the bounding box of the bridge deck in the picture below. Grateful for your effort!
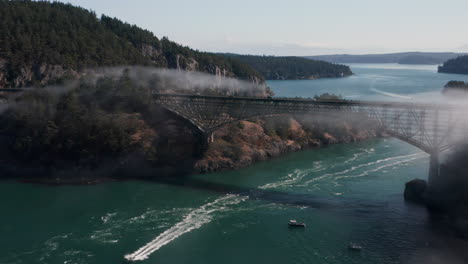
[152,93,456,109]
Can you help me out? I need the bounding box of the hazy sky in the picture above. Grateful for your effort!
[64,0,468,55]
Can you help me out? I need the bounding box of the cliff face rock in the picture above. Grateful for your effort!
[186,58,199,72]
[173,55,204,73]
[6,64,81,88]
[194,116,378,173]
[0,54,253,89]
[12,65,34,87]
[36,64,80,85]
[404,179,428,204]
[141,44,162,61]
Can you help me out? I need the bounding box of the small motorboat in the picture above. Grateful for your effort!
[288,220,306,227]
[348,243,362,251]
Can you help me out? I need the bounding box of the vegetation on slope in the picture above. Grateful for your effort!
[223,55,352,80]
[0,68,375,181]
[438,55,468,75]
[0,72,200,180]
[0,0,263,88]
[197,114,377,172]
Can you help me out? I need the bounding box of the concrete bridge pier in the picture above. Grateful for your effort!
[427,151,440,189]
[207,132,215,144]
[195,131,215,157]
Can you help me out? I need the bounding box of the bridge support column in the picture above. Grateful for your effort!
[196,132,215,156]
[207,132,215,144]
[428,151,440,189]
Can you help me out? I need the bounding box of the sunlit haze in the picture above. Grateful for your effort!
[63,0,468,55]
[3,1,468,263]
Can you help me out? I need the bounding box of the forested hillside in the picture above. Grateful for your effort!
[438,55,468,75]
[224,54,352,80]
[0,71,376,181]
[0,0,263,88]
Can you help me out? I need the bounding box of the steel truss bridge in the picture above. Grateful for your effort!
[153,93,468,187]
[2,88,466,187]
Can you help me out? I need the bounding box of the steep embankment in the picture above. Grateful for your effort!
[223,54,352,80]
[0,0,263,88]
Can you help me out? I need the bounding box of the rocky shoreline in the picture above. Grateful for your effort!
[195,116,378,173]
[0,110,380,183]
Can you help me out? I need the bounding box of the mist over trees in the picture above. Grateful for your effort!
[0,0,263,88]
[0,67,367,180]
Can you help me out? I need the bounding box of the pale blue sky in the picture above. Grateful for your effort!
[64,0,468,55]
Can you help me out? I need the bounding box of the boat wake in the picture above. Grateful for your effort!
[258,163,324,190]
[299,152,425,186]
[335,154,426,180]
[124,194,247,262]
[343,148,374,164]
[370,88,413,99]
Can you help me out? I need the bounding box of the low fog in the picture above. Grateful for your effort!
[83,67,272,97]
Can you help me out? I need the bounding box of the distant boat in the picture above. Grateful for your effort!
[348,243,363,251]
[288,219,306,227]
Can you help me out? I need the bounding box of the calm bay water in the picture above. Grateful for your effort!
[1,64,467,264]
[269,63,468,101]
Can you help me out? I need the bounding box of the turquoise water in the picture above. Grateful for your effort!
[269,63,468,101]
[1,64,467,264]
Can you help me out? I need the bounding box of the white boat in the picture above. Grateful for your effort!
[288,219,306,227]
[348,243,363,251]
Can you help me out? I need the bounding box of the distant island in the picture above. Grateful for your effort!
[438,55,468,75]
[223,54,352,80]
[306,52,466,65]
[442,80,468,95]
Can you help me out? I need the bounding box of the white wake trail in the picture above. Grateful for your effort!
[343,148,374,164]
[299,153,424,186]
[335,154,426,180]
[124,194,247,262]
[258,164,324,190]
[371,88,413,99]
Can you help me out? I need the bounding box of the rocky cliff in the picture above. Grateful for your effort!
[195,116,378,173]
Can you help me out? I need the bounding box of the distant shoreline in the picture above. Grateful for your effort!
[306,52,465,66]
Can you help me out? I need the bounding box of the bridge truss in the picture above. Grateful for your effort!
[153,93,468,186]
